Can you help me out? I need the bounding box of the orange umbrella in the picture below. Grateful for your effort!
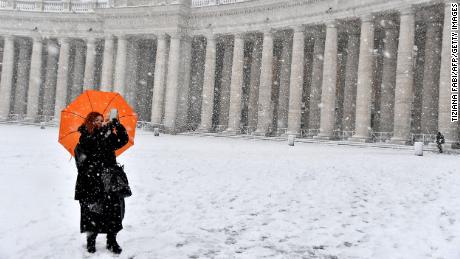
[59,90,138,157]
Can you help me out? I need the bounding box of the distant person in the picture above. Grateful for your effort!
[74,112,130,254]
[436,131,445,153]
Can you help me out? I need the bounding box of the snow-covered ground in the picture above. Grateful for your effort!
[0,124,459,259]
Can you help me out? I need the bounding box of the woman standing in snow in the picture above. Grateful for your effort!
[74,111,130,254]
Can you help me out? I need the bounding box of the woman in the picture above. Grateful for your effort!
[74,111,129,254]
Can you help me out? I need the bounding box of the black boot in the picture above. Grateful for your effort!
[107,233,122,254]
[86,232,97,253]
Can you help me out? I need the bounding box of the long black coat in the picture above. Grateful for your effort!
[74,119,129,233]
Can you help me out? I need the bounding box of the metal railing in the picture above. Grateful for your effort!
[0,0,253,11]
[369,131,393,143]
[0,0,8,8]
[2,114,56,125]
[136,120,158,131]
[299,129,320,138]
[43,1,64,11]
[15,0,36,11]
[71,1,96,12]
[240,126,255,135]
[213,124,227,133]
[0,0,111,12]
[411,133,436,145]
[333,130,354,140]
[192,0,251,7]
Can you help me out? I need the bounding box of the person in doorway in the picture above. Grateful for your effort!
[436,131,445,153]
[74,111,129,254]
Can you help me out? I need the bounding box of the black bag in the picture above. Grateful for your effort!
[74,143,87,169]
[101,164,132,198]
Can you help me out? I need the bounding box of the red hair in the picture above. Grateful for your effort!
[84,112,103,134]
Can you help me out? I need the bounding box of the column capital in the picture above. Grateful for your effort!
[59,37,71,45]
[3,34,15,41]
[292,25,306,33]
[31,35,44,43]
[360,14,374,23]
[204,33,217,41]
[233,33,245,40]
[261,29,274,38]
[169,32,184,40]
[104,34,115,41]
[399,6,414,16]
[85,37,97,45]
[325,20,337,28]
[156,33,168,41]
[116,34,127,41]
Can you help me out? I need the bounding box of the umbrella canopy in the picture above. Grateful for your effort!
[58,90,138,157]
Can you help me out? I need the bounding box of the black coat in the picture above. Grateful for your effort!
[74,119,129,234]
[74,119,129,201]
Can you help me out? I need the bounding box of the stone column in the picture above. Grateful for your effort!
[71,40,85,101]
[218,39,233,129]
[286,26,305,135]
[42,40,59,117]
[176,36,193,131]
[163,33,182,133]
[308,31,325,130]
[315,21,338,139]
[350,15,375,142]
[100,35,114,91]
[25,36,43,122]
[125,38,139,108]
[390,8,416,144]
[14,38,31,117]
[421,19,443,134]
[254,30,274,136]
[438,3,459,145]
[114,35,128,96]
[83,37,97,90]
[54,37,71,121]
[198,34,217,132]
[247,36,262,130]
[151,34,168,125]
[277,32,293,134]
[342,32,360,132]
[0,35,15,120]
[225,33,245,134]
[378,25,398,133]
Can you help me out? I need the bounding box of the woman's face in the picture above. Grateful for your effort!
[93,115,104,129]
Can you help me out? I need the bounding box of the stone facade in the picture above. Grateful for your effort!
[0,0,458,146]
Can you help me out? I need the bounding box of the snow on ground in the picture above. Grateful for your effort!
[0,124,459,259]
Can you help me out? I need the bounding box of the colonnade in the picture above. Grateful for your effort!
[0,2,457,144]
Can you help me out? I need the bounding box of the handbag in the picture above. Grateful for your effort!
[101,164,132,198]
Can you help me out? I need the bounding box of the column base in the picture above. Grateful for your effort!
[252,129,269,137]
[196,126,212,133]
[389,137,411,145]
[222,129,240,136]
[281,131,300,138]
[348,135,371,143]
[23,117,38,123]
[313,133,334,140]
